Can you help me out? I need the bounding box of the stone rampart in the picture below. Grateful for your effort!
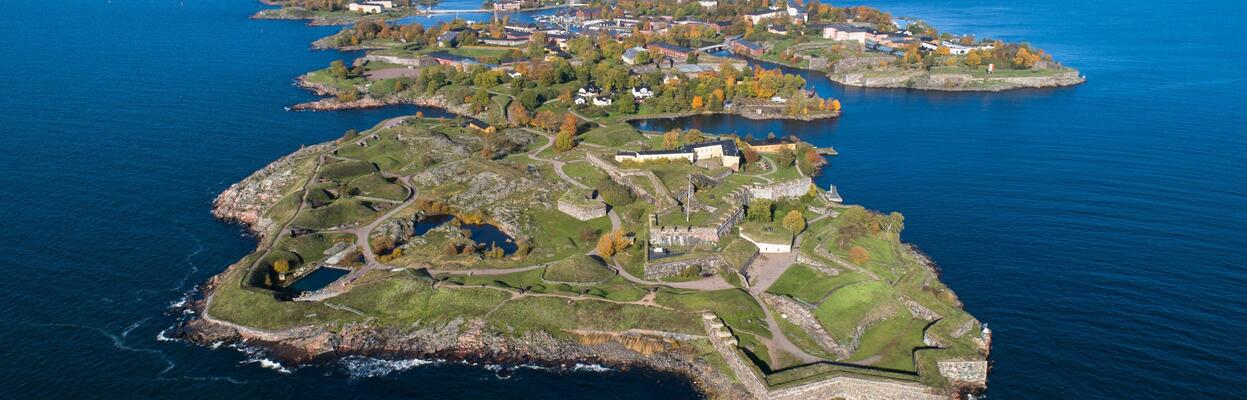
[748,177,813,200]
[700,312,943,400]
[557,190,607,221]
[937,360,988,387]
[760,294,850,359]
[644,255,723,280]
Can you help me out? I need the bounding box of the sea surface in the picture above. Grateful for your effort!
[0,0,1243,398]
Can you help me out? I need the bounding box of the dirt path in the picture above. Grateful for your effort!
[744,234,824,366]
[525,129,590,189]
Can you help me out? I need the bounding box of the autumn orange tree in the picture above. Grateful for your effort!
[849,246,871,265]
[662,130,680,150]
[595,233,616,257]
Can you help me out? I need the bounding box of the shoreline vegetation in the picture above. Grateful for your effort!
[178,1,1009,399]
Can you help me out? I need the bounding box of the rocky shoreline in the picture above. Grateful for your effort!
[829,69,1086,92]
[176,259,746,399]
[738,52,1083,92]
[290,76,477,117]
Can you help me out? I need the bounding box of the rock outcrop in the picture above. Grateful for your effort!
[212,144,329,236]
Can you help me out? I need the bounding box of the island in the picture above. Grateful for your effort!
[180,112,990,398]
[175,2,1005,399]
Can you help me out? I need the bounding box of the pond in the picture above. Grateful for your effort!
[462,222,518,255]
[415,215,518,255]
[413,214,454,235]
[286,267,350,293]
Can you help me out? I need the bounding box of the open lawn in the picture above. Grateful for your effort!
[765,264,841,304]
[347,174,408,201]
[813,281,896,341]
[582,124,645,147]
[847,313,927,372]
[293,198,379,229]
[740,221,793,244]
[656,288,770,340]
[543,255,614,284]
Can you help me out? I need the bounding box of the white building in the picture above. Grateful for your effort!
[348,2,384,13]
[348,1,395,13]
[822,24,869,44]
[615,140,742,170]
[630,87,654,100]
[621,47,648,65]
[746,10,788,25]
[939,41,994,55]
[698,0,718,8]
[592,96,613,107]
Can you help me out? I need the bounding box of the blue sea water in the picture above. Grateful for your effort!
[0,0,1243,398]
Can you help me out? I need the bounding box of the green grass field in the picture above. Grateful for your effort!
[813,281,895,341]
[542,255,614,284]
[765,264,841,304]
[293,198,379,229]
[581,124,645,147]
[740,221,793,244]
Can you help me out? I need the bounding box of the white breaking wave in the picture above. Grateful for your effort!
[240,357,293,374]
[571,363,613,372]
[340,357,436,378]
[155,326,179,342]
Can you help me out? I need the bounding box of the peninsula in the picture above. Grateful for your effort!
[178,2,1001,399]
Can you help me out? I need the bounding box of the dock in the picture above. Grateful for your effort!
[816,147,838,156]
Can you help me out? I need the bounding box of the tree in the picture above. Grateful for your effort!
[560,113,578,137]
[966,51,982,68]
[830,99,841,112]
[748,198,774,223]
[471,87,490,113]
[616,92,637,114]
[519,90,541,110]
[507,101,529,127]
[1012,47,1040,69]
[336,88,361,102]
[849,246,871,265]
[783,210,806,233]
[691,95,704,110]
[610,229,629,254]
[555,129,575,153]
[777,148,796,168]
[271,259,290,280]
[742,147,760,164]
[662,130,681,150]
[596,233,616,257]
[329,59,350,79]
[682,129,704,144]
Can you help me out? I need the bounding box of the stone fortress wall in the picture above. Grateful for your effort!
[747,177,813,200]
[557,189,607,221]
[701,312,948,400]
[644,254,725,280]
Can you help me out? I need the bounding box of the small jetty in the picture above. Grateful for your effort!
[816,146,838,156]
[825,185,843,203]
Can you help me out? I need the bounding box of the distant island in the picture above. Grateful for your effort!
[260,0,1082,91]
[177,2,1002,399]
